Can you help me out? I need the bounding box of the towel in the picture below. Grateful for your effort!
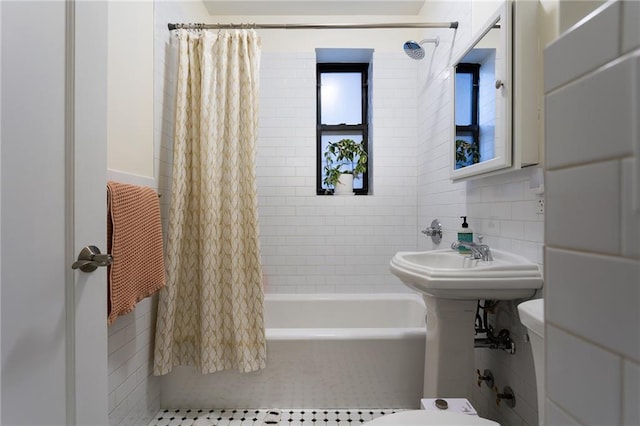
[107,181,165,325]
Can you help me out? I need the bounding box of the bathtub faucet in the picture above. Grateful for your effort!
[451,241,493,261]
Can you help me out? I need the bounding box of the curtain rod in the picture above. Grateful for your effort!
[167,22,458,31]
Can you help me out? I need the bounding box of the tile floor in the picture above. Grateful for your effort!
[149,408,400,426]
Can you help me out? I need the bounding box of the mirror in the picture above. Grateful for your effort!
[451,1,512,180]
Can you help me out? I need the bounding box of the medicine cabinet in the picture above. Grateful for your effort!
[451,0,540,181]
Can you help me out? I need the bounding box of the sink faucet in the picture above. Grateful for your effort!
[451,241,493,261]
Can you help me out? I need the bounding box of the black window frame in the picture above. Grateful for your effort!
[455,63,480,168]
[316,63,369,195]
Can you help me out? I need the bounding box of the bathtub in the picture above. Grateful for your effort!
[160,293,426,409]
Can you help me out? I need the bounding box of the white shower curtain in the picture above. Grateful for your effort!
[154,29,266,375]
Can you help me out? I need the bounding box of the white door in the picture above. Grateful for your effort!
[1,1,108,424]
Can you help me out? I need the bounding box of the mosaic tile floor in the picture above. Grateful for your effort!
[150,408,400,426]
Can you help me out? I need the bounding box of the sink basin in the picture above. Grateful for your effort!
[390,248,542,300]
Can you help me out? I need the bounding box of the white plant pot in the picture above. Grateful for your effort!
[333,173,354,196]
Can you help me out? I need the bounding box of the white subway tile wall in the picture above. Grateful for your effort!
[106,171,161,426]
[623,360,640,425]
[622,1,640,54]
[544,1,640,423]
[150,1,549,424]
[544,1,621,93]
[545,54,637,169]
[416,2,544,424]
[257,51,419,294]
[106,1,210,425]
[546,326,623,424]
[546,161,621,254]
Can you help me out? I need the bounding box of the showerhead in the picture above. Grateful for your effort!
[403,40,425,60]
[403,36,440,60]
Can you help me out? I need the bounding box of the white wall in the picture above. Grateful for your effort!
[106,0,218,422]
[106,1,180,424]
[108,1,155,178]
[416,1,552,423]
[544,1,640,423]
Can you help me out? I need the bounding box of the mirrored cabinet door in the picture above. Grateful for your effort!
[450,0,540,181]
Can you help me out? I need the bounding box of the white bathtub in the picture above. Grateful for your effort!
[160,293,426,409]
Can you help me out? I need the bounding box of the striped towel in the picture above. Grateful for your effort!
[107,181,165,325]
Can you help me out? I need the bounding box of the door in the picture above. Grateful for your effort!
[1,1,108,424]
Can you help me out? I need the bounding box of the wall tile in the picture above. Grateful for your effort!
[634,55,640,214]
[624,360,640,425]
[622,1,640,54]
[544,1,620,92]
[546,247,640,361]
[545,400,581,425]
[546,55,636,169]
[416,3,543,423]
[546,326,622,425]
[622,158,640,258]
[544,6,640,423]
[546,161,620,255]
[256,51,418,294]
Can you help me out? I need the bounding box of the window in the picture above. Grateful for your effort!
[317,63,369,194]
[455,63,480,169]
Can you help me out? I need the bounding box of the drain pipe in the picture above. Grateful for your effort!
[474,300,516,354]
[474,329,516,354]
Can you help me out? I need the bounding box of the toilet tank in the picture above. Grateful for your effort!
[518,299,545,425]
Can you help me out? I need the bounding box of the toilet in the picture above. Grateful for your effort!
[365,409,498,425]
[367,297,546,426]
[518,298,545,425]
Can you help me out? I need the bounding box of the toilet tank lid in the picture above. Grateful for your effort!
[518,298,544,337]
[364,410,499,425]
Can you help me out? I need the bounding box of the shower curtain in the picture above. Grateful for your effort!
[154,29,266,375]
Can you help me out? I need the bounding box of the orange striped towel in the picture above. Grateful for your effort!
[107,181,166,325]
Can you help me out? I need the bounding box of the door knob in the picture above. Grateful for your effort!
[72,245,113,272]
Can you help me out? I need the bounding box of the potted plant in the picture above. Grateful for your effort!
[455,139,480,169]
[322,138,368,195]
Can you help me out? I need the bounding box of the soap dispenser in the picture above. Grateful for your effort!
[457,216,473,254]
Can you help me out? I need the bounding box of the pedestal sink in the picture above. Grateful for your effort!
[389,248,543,400]
[390,248,543,300]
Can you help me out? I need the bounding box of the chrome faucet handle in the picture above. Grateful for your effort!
[476,245,493,261]
[451,240,492,261]
[422,219,443,244]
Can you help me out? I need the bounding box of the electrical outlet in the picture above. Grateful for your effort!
[536,198,544,216]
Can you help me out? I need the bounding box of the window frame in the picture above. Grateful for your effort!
[316,63,370,195]
[455,63,480,167]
